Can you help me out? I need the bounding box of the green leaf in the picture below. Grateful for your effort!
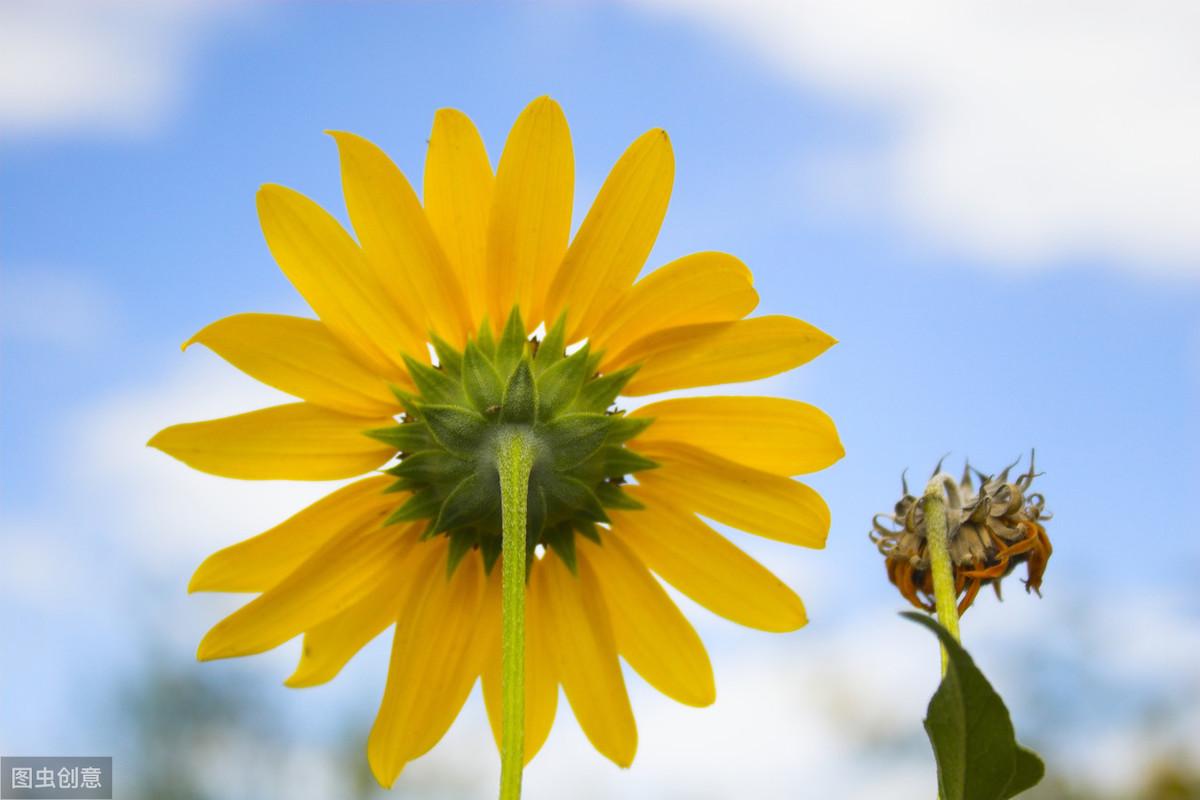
[419,404,489,455]
[501,359,537,424]
[445,528,476,577]
[546,526,578,573]
[1004,748,1046,799]
[902,612,1045,800]
[475,317,497,358]
[462,341,504,413]
[385,450,472,483]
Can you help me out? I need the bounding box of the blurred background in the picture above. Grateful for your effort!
[2,2,1198,798]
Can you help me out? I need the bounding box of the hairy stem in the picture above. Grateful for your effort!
[924,474,961,674]
[497,429,535,800]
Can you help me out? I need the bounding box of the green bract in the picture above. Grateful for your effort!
[367,308,657,576]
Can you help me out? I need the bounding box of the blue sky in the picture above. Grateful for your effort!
[2,3,1198,798]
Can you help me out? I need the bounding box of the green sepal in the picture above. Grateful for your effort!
[475,316,497,358]
[601,446,659,477]
[385,450,472,483]
[574,520,602,544]
[433,473,497,533]
[534,312,569,373]
[903,612,1045,800]
[480,535,502,574]
[445,529,476,577]
[365,423,428,453]
[575,365,638,412]
[595,481,644,510]
[462,340,504,414]
[606,415,653,444]
[542,475,609,523]
[402,355,463,405]
[430,333,464,378]
[541,413,610,469]
[545,525,578,574]
[385,490,442,526]
[419,404,489,455]
[537,345,591,419]
[389,386,420,415]
[495,307,528,375]
[527,484,547,540]
[501,359,537,424]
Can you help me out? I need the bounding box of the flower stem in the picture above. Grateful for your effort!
[497,429,535,800]
[924,474,961,675]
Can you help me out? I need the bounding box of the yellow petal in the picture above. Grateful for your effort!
[635,441,830,547]
[368,542,488,787]
[615,315,836,396]
[331,131,473,346]
[256,184,416,380]
[196,521,414,661]
[184,313,402,417]
[581,536,714,707]
[148,402,395,481]
[630,396,843,476]
[590,252,758,367]
[189,475,396,593]
[545,129,674,340]
[610,487,808,632]
[285,531,423,688]
[424,108,494,326]
[542,551,637,767]
[481,559,558,765]
[486,96,573,327]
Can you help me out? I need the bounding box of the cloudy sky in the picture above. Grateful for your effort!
[2,2,1198,798]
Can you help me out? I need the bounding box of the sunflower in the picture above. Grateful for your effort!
[150,97,842,787]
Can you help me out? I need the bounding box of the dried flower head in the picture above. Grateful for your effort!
[871,453,1052,615]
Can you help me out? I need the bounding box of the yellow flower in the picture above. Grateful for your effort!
[150,97,843,786]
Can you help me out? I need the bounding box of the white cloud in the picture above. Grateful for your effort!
[0,268,119,350]
[629,0,1200,278]
[0,0,242,137]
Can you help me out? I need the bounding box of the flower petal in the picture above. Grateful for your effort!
[285,531,423,688]
[188,475,396,593]
[256,184,415,379]
[634,441,830,547]
[424,108,494,326]
[148,402,395,481]
[614,315,836,396]
[481,559,558,765]
[486,96,573,327]
[331,131,474,346]
[630,396,843,476]
[589,252,757,367]
[368,542,488,787]
[610,488,808,632]
[196,521,414,661]
[582,535,714,707]
[546,129,674,340]
[542,551,637,767]
[185,313,402,417]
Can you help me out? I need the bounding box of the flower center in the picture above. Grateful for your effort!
[366,307,656,575]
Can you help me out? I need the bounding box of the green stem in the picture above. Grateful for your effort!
[923,475,961,675]
[497,429,535,800]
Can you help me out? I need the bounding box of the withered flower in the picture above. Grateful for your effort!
[871,453,1052,615]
